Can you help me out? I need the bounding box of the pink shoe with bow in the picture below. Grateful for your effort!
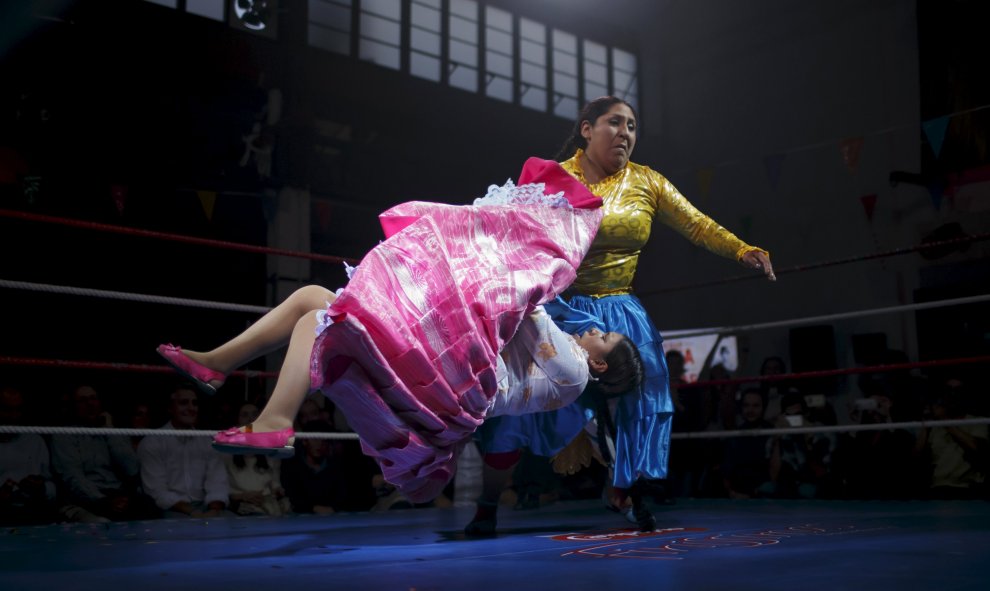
[156,344,226,396]
[212,424,296,459]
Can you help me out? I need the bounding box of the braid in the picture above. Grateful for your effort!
[592,384,618,467]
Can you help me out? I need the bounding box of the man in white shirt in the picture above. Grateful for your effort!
[138,385,230,517]
[1,385,59,525]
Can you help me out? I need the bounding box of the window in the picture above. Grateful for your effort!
[484,6,513,103]
[308,0,353,56]
[299,1,641,117]
[410,0,443,81]
[518,18,547,112]
[583,39,609,103]
[448,0,479,92]
[612,47,638,108]
[359,0,402,70]
[551,29,578,119]
[186,0,224,21]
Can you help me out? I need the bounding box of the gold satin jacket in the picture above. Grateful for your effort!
[561,149,765,297]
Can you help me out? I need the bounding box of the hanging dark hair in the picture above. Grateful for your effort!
[554,96,640,161]
[594,334,645,397]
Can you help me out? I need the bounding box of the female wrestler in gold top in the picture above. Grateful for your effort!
[469,96,775,534]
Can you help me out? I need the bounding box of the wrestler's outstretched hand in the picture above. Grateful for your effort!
[741,250,776,281]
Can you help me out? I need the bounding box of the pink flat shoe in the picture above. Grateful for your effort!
[212,424,296,459]
[156,344,225,396]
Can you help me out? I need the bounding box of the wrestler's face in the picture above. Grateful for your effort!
[581,103,637,174]
[576,328,621,370]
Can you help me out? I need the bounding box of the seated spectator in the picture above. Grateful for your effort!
[759,356,790,422]
[834,389,924,499]
[126,399,154,451]
[0,385,59,526]
[50,385,158,522]
[138,384,230,518]
[767,389,836,499]
[720,388,774,499]
[281,419,376,514]
[294,396,331,431]
[918,381,988,499]
[669,353,715,499]
[224,402,290,516]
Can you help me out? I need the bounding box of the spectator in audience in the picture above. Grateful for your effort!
[224,402,290,516]
[294,396,329,431]
[281,419,375,514]
[0,385,59,526]
[759,356,789,422]
[834,388,925,499]
[720,388,774,499]
[50,384,158,521]
[669,351,712,498]
[767,389,836,499]
[138,384,230,518]
[917,380,988,499]
[126,398,154,451]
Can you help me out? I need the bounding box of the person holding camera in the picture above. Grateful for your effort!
[767,390,835,499]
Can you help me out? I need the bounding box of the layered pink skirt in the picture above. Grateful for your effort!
[309,158,601,502]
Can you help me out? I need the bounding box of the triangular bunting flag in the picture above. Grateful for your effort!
[860,194,877,222]
[763,153,785,190]
[697,168,714,202]
[922,116,950,159]
[314,200,332,232]
[839,137,864,174]
[111,184,128,215]
[196,190,218,221]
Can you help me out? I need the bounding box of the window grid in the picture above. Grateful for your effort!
[517,17,547,113]
[308,0,354,56]
[358,0,403,70]
[410,0,443,81]
[300,0,640,116]
[551,28,579,119]
[484,5,513,102]
[447,0,479,93]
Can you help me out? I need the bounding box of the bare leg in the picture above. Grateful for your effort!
[181,285,334,379]
[478,462,514,506]
[465,451,519,536]
[247,308,323,433]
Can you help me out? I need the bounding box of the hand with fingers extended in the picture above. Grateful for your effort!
[741,249,776,281]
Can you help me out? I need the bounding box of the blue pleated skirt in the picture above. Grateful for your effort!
[476,292,673,488]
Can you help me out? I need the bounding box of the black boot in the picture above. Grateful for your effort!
[464,500,498,536]
[630,495,657,532]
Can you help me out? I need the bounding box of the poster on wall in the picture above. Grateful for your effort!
[662,333,738,383]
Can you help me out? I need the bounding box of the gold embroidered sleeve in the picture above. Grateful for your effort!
[649,169,767,261]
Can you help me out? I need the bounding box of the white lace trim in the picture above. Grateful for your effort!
[473,179,571,208]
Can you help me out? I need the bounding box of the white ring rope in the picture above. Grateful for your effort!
[0,425,359,439]
[3,280,986,444]
[3,418,987,441]
[0,279,271,314]
[669,417,990,440]
[662,293,990,339]
[5,278,989,338]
